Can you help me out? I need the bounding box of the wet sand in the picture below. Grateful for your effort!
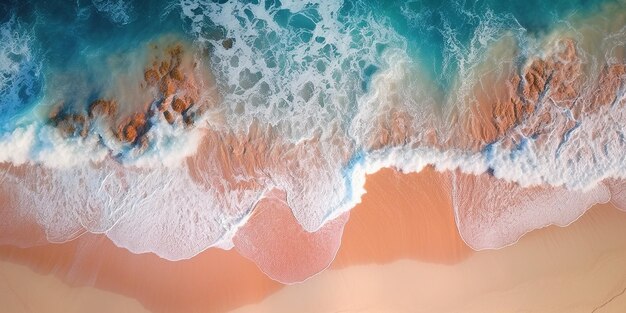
[0,233,281,313]
[233,189,350,284]
[0,261,150,313]
[230,203,626,313]
[1,168,625,312]
[0,166,470,312]
[333,167,471,267]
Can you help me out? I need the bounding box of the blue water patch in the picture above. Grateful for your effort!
[10,0,189,73]
[3,0,621,133]
[0,60,42,103]
[0,0,197,124]
[482,141,496,163]
[0,61,43,131]
[510,136,530,161]
[366,0,621,90]
[361,64,379,91]
[327,149,366,220]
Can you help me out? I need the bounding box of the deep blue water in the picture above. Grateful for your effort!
[0,0,621,130]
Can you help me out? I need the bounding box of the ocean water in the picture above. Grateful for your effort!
[1,0,626,281]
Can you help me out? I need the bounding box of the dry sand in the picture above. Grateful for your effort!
[234,189,349,284]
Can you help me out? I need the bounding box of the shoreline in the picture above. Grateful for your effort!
[2,167,626,312]
[229,202,626,313]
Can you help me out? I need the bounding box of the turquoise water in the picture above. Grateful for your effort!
[0,0,188,129]
[2,0,619,129]
[370,0,616,87]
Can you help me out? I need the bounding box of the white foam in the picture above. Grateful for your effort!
[1,152,264,259]
[180,0,405,140]
[607,179,626,212]
[91,0,135,25]
[0,16,41,129]
[452,172,611,250]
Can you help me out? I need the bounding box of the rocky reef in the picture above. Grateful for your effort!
[48,40,209,154]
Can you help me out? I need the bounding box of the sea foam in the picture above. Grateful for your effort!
[0,16,42,130]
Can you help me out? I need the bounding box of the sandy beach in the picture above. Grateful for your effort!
[0,261,150,313]
[230,203,626,313]
[1,168,626,312]
[333,167,471,267]
[0,232,281,313]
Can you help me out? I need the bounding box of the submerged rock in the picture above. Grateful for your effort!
[88,99,118,118]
